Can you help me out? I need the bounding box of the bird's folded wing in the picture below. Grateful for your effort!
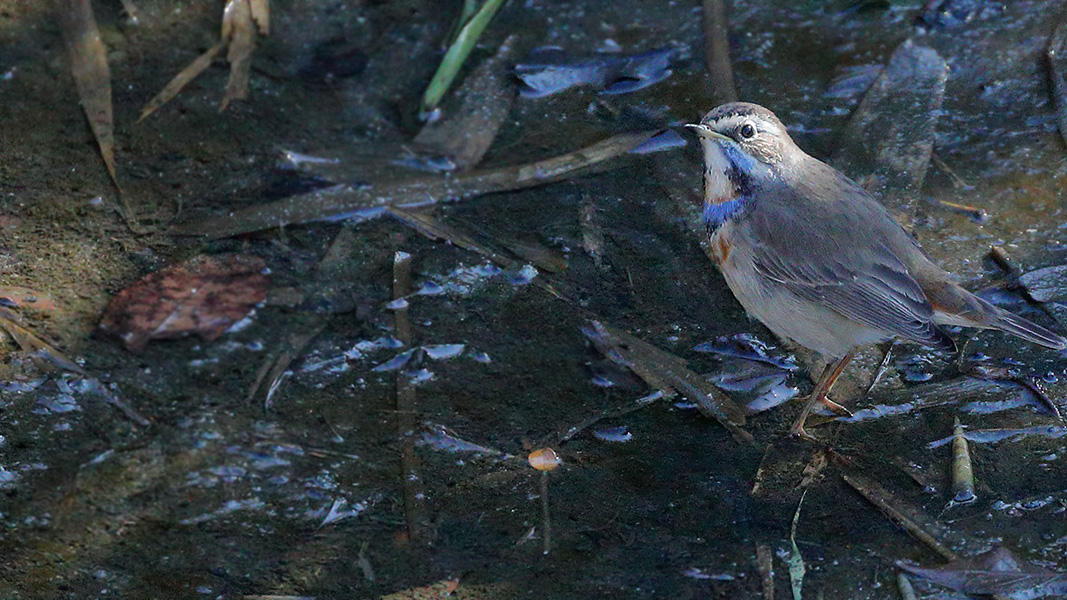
[750,242,954,351]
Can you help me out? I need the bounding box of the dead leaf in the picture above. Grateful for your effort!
[582,319,751,441]
[221,0,258,111]
[248,0,269,34]
[897,548,1067,599]
[0,308,85,375]
[140,0,269,119]
[99,254,269,351]
[413,34,516,171]
[59,0,118,190]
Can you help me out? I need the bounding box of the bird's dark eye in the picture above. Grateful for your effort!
[739,124,756,139]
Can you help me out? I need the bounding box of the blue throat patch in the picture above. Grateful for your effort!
[702,196,748,232]
[702,142,759,233]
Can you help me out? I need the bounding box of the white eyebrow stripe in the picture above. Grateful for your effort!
[707,114,781,136]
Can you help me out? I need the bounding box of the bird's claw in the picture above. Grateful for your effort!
[788,420,821,442]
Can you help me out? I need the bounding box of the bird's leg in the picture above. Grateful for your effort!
[789,349,856,440]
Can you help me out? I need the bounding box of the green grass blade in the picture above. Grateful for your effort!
[446,0,481,47]
[421,0,506,115]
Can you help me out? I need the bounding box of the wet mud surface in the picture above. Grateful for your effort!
[2,0,1067,598]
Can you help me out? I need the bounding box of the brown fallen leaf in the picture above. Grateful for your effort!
[59,0,118,190]
[99,254,269,351]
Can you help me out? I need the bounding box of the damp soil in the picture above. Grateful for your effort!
[2,0,1067,598]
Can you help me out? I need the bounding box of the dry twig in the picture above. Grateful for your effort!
[392,251,425,543]
[702,0,737,103]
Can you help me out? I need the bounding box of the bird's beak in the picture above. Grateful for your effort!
[685,123,731,143]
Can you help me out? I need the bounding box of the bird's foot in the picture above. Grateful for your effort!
[796,394,853,417]
[788,419,821,442]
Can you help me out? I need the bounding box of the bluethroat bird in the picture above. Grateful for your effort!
[686,102,1067,439]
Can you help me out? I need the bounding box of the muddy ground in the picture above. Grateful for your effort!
[1,0,1067,598]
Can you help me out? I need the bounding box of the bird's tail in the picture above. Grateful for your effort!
[927,282,1067,350]
[985,304,1067,350]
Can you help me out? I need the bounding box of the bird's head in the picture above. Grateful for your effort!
[686,103,804,203]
